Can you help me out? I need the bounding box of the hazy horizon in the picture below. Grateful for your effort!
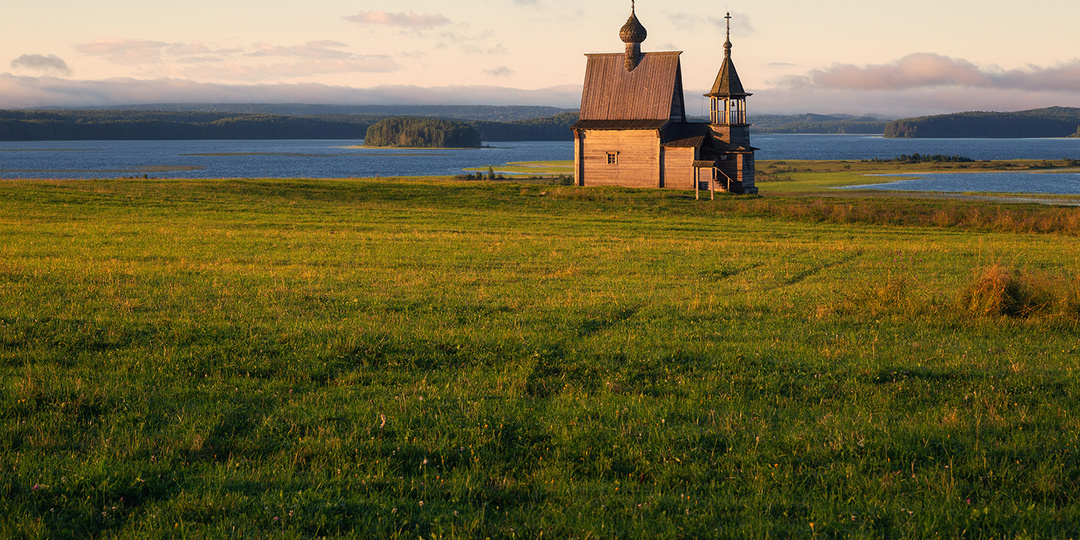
[4,0,1080,117]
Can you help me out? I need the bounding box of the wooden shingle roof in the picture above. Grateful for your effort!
[578,51,685,122]
[706,14,751,99]
[571,119,668,130]
[661,122,711,148]
[706,56,749,98]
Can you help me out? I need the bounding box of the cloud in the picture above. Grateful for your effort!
[76,39,241,65]
[77,39,172,65]
[668,13,699,29]
[751,85,1080,117]
[247,41,356,60]
[676,53,1080,116]
[485,66,515,77]
[779,53,1080,93]
[667,11,753,40]
[0,74,583,109]
[189,57,398,81]
[75,38,398,81]
[10,54,71,76]
[744,54,1080,116]
[344,10,450,29]
[436,31,506,55]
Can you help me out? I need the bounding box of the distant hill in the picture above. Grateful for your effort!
[41,103,577,123]
[471,112,579,141]
[0,110,374,141]
[885,107,1080,138]
[749,114,891,135]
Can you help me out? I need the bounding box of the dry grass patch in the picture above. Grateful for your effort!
[958,263,1080,322]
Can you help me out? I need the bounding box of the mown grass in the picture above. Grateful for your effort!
[2,177,1080,538]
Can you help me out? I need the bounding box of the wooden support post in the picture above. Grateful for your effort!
[695,167,699,200]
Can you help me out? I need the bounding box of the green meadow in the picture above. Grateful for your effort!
[2,168,1080,538]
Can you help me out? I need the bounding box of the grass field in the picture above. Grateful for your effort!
[2,171,1080,538]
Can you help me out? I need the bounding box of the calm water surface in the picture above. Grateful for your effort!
[0,140,570,180]
[4,135,1080,194]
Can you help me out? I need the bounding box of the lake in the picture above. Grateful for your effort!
[0,140,570,180]
[4,135,1080,194]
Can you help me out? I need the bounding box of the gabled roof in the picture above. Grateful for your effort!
[579,51,685,122]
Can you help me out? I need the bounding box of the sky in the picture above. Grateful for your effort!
[3,0,1080,117]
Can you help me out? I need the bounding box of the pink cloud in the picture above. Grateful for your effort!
[77,39,172,64]
[344,11,450,29]
[247,41,356,60]
[77,39,239,65]
[74,38,398,80]
[779,53,1080,93]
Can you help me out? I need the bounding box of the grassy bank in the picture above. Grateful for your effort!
[2,178,1080,537]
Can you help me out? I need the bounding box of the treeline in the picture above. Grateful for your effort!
[364,118,482,148]
[750,113,890,134]
[2,108,908,141]
[0,110,376,140]
[89,103,576,122]
[885,107,1080,138]
[0,109,578,142]
[471,112,579,141]
[865,153,975,163]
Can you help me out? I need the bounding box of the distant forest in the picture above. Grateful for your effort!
[885,107,1080,138]
[0,109,580,142]
[748,114,890,134]
[79,103,576,123]
[0,106,895,142]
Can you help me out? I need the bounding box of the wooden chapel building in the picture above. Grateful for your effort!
[571,4,757,194]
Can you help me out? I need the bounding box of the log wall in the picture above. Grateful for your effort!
[579,130,661,188]
[661,147,696,190]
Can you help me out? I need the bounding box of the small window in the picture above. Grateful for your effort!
[607,152,619,165]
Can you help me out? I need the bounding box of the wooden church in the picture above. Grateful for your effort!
[571,3,757,195]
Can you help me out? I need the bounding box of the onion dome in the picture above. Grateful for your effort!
[620,5,647,44]
[621,2,647,71]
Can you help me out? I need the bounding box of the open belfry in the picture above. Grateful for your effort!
[571,2,757,194]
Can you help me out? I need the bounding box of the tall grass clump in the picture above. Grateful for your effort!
[958,263,1080,322]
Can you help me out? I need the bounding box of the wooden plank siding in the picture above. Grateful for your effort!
[579,130,661,188]
[660,146,697,190]
[738,154,756,188]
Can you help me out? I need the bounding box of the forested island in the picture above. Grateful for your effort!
[363,117,481,148]
[885,107,1080,138]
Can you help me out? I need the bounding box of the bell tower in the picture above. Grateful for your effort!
[703,13,757,194]
[705,13,751,148]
